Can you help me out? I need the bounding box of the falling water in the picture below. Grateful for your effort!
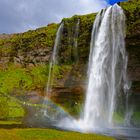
[46,23,64,95]
[81,4,130,129]
[73,19,80,62]
[42,22,76,127]
[42,23,66,125]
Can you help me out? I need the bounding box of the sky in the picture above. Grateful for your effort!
[0,0,126,34]
[108,0,127,5]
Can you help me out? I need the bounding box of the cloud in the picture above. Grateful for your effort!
[0,0,107,33]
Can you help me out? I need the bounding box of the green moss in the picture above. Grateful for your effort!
[133,111,140,122]
[113,112,124,124]
[0,64,72,95]
[0,97,9,119]
[121,0,140,36]
[0,65,33,94]
[0,96,24,119]
[121,0,140,13]
[63,102,83,117]
[60,13,96,63]
[8,99,24,118]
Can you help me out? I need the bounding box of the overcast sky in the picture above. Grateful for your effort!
[0,0,126,34]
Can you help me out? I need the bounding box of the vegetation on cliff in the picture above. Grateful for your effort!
[120,0,140,37]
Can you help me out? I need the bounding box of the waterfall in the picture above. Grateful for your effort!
[42,21,81,127]
[41,23,65,124]
[41,3,135,134]
[81,4,130,129]
[73,19,80,62]
[46,23,64,95]
[46,19,80,95]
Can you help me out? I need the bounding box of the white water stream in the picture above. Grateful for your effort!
[46,23,64,95]
[80,4,130,129]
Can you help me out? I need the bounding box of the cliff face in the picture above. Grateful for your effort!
[0,0,139,112]
[0,13,96,67]
[120,0,140,94]
[0,24,58,67]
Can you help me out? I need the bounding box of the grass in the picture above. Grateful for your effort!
[0,64,72,95]
[0,128,115,140]
[0,121,115,140]
[0,120,115,140]
[0,120,21,125]
[0,96,25,119]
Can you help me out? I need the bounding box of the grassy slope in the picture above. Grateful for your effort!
[0,121,115,140]
[0,128,115,140]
